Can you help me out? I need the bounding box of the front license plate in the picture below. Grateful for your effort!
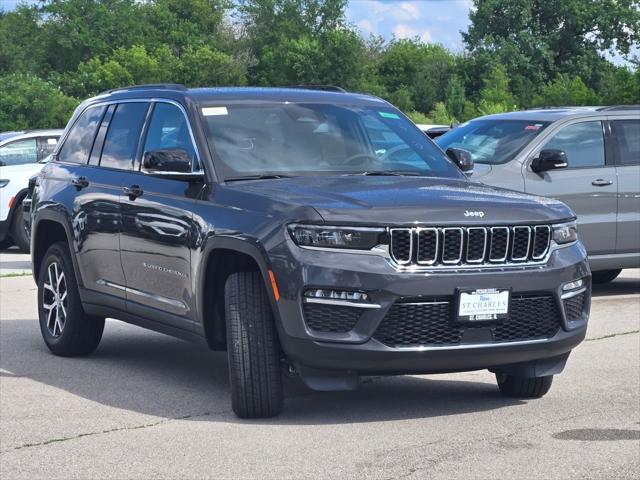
[457,288,510,322]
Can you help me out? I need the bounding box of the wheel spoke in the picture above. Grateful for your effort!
[59,301,67,319]
[44,282,55,294]
[47,305,55,332]
[43,302,54,310]
[48,265,55,292]
[60,291,67,302]
[53,263,60,291]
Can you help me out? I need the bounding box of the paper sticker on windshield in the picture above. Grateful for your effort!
[379,111,401,120]
[525,124,543,131]
[202,106,228,116]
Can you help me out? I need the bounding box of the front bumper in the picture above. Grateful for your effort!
[268,238,591,377]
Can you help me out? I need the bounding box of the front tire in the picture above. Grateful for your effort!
[496,373,553,398]
[225,271,283,418]
[591,269,621,284]
[37,242,105,356]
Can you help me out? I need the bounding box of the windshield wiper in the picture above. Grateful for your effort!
[351,170,424,177]
[225,174,296,182]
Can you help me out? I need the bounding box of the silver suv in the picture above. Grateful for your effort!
[436,106,640,283]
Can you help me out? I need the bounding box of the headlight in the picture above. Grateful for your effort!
[553,221,578,244]
[288,225,384,249]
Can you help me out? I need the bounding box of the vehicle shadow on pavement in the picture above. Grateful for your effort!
[0,318,524,425]
[592,276,640,297]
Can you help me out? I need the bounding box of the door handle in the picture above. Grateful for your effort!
[71,176,89,189]
[123,185,143,199]
[592,179,613,187]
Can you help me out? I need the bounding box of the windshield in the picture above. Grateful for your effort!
[436,119,550,165]
[200,103,462,180]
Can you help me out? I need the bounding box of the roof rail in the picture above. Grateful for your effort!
[100,83,188,95]
[526,106,594,110]
[286,85,347,93]
[597,105,640,111]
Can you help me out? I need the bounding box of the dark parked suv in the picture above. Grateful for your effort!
[30,85,591,418]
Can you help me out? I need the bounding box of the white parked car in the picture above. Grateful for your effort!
[0,130,63,251]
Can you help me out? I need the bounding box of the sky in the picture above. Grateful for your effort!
[1,0,474,52]
[345,0,474,52]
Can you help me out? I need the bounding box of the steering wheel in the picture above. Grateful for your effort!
[342,153,381,167]
[379,144,414,162]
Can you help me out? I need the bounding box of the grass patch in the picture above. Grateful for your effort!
[0,271,32,278]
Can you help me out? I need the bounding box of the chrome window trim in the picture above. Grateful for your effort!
[532,225,552,260]
[442,227,464,264]
[489,226,510,262]
[416,227,439,265]
[511,226,532,262]
[55,98,203,174]
[390,228,413,265]
[466,227,487,264]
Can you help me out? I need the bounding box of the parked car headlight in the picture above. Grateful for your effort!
[553,221,578,244]
[288,224,384,249]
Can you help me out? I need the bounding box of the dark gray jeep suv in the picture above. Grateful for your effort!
[30,85,591,418]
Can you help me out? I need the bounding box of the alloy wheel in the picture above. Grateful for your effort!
[42,261,68,337]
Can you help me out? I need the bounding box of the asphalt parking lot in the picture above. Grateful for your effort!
[0,250,638,479]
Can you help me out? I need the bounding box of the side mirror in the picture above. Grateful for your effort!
[143,149,193,173]
[446,147,474,174]
[531,149,568,174]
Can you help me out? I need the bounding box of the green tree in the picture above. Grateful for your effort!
[464,0,640,89]
[477,64,517,114]
[534,75,601,106]
[0,74,78,131]
[444,75,466,121]
[378,40,455,113]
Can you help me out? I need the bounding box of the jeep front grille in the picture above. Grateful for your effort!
[389,225,551,267]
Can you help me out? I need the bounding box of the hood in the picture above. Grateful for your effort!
[227,175,574,225]
[468,162,492,179]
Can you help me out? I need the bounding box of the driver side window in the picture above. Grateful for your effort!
[543,121,605,168]
[143,103,197,170]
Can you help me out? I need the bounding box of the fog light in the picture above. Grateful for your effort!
[562,279,584,291]
[304,289,369,301]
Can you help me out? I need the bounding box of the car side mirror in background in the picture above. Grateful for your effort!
[446,147,474,175]
[531,149,568,174]
[143,148,193,173]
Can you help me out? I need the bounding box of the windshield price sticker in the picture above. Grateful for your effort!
[457,288,510,322]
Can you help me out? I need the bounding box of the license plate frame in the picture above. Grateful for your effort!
[455,288,511,323]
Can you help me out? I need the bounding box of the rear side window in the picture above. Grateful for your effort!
[611,120,640,166]
[142,103,196,167]
[58,106,106,164]
[0,138,38,166]
[100,102,149,170]
[543,121,605,168]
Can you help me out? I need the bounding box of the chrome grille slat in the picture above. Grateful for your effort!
[489,227,510,262]
[442,228,463,264]
[390,228,413,265]
[388,225,551,268]
[416,228,438,265]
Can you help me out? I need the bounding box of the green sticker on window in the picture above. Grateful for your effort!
[379,111,400,119]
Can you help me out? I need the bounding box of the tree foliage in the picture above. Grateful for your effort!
[0,0,638,131]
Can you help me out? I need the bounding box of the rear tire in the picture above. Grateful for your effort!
[591,269,621,284]
[37,242,105,356]
[496,373,553,398]
[0,237,13,250]
[225,271,283,418]
[11,205,30,252]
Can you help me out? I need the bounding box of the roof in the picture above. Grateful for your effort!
[95,85,389,107]
[0,129,63,144]
[476,106,639,123]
